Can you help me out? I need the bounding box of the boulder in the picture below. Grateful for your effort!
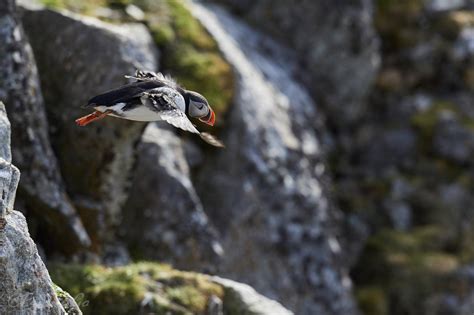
[49,262,294,315]
[0,211,68,314]
[20,5,158,253]
[121,123,222,270]
[189,3,358,315]
[213,276,293,315]
[0,0,90,254]
[0,103,20,221]
[0,101,80,314]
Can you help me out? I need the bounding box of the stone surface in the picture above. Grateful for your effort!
[211,0,380,126]
[0,0,90,254]
[0,101,80,314]
[20,6,158,253]
[121,123,222,270]
[54,283,83,315]
[0,103,20,221]
[0,210,66,314]
[189,2,358,315]
[213,276,294,315]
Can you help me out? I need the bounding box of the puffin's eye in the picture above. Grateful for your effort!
[196,103,204,110]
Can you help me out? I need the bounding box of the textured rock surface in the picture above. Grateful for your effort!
[20,5,158,253]
[343,3,474,315]
[211,0,380,126]
[50,262,294,315]
[190,2,357,315]
[0,101,76,314]
[0,103,20,221]
[213,276,294,315]
[0,0,90,254]
[0,211,66,314]
[122,123,222,270]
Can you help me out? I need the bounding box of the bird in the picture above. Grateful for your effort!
[75,70,224,147]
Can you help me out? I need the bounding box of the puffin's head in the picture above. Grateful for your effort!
[185,90,215,126]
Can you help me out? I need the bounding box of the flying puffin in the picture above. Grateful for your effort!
[75,70,224,147]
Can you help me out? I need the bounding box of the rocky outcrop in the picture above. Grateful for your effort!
[121,123,222,270]
[210,0,380,126]
[0,104,19,222]
[0,101,81,314]
[0,211,67,314]
[213,276,293,315]
[189,3,357,315]
[0,0,90,254]
[20,5,158,254]
[50,262,293,315]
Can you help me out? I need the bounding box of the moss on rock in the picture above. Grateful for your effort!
[53,283,83,315]
[147,0,234,125]
[353,227,460,315]
[355,286,388,315]
[39,0,234,126]
[49,262,224,315]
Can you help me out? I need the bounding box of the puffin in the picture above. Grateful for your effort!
[75,70,224,147]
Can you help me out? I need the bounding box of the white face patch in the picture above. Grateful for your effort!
[189,100,209,118]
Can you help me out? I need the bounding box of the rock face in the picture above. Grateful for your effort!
[211,0,380,126]
[0,0,90,254]
[213,276,293,315]
[0,101,80,314]
[20,5,158,253]
[189,3,357,315]
[50,262,294,315]
[122,123,222,270]
[0,104,19,222]
[0,211,66,314]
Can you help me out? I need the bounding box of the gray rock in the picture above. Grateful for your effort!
[212,276,294,315]
[20,6,158,253]
[0,0,90,254]
[0,103,20,221]
[433,113,474,164]
[0,210,66,314]
[209,0,380,126]
[360,128,417,171]
[121,123,222,270]
[189,3,358,315]
[53,283,82,315]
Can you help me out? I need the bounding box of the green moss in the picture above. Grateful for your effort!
[355,287,388,315]
[374,0,425,49]
[39,0,106,13]
[49,262,224,315]
[40,0,234,127]
[411,101,456,139]
[353,227,460,315]
[146,0,234,126]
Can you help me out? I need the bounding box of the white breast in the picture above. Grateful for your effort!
[95,103,163,122]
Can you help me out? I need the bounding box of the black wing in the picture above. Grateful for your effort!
[84,81,165,108]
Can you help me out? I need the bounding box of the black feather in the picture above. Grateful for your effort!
[84,81,166,108]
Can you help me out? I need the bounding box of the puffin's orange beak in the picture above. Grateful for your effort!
[199,108,215,126]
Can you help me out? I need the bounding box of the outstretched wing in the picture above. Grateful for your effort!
[160,110,200,134]
[199,132,225,148]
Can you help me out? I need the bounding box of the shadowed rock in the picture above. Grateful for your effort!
[0,0,90,254]
[122,123,223,270]
[189,3,358,314]
[0,101,81,314]
[20,5,158,254]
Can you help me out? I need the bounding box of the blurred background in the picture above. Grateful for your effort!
[2,0,474,314]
